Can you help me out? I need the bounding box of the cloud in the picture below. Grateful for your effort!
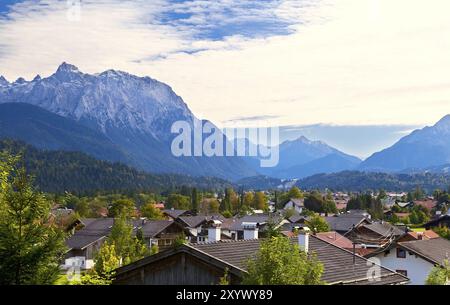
[0,0,449,130]
[224,115,281,124]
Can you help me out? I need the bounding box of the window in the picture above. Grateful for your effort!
[396,270,408,276]
[396,248,406,258]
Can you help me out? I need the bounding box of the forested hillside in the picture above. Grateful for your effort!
[0,139,232,194]
[297,171,450,192]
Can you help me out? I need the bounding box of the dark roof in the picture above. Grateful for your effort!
[66,218,114,250]
[138,220,178,238]
[362,222,405,238]
[280,222,308,232]
[325,214,369,233]
[191,236,408,285]
[78,218,114,235]
[347,210,370,216]
[163,209,188,219]
[288,215,308,223]
[424,214,450,228]
[66,234,106,250]
[398,238,450,266]
[177,216,208,228]
[67,218,182,250]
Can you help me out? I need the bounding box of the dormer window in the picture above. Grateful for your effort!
[396,247,406,258]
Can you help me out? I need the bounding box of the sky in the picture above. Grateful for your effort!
[0,0,449,158]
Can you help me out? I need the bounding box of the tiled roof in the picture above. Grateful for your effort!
[398,237,450,266]
[325,214,369,233]
[413,199,437,211]
[138,220,177,238]
[362,222,405,238]
[67,218,178,249]
[288,215,308,223]
[315,231,358,250]
[191,236,408,285]
[78,218,114,235]
[66,234,106,250]
[163,209,188,219]
[66,218,114,250]
[405,230,439,240]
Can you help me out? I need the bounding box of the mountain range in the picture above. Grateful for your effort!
[359,115,450,172]
[256,136,361,179]
[0,63,256,180]
[1,63,449,182]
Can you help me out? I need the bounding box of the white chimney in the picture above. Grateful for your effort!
[298,227,310,253]
[242,222,259,240]
[208,220,222,242]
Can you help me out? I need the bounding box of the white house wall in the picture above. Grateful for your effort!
[375,247,434,285]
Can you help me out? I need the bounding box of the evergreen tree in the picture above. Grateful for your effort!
[191,188,199,214]
[253,192,268,211]
[0,156,66,284]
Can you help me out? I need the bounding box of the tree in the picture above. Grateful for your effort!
[222,210,233,218]
[377,189,387,200]
[252,191,268,211]
[306,214,330,233]
[93,241,120,280]
[73,241,120,285]
[172,232,187,249]
[200,198,220,214]
[432,226,450,240]
[287,186,303,199]
[221,188,239,213]
[242,237,324,285]
[413,186,425,200]
[191,188,199,214]
[167,194,191,210]
[283,208,296,219]
[426,260,450,285]
[141,202,164,220]
[304,192,325,213]
[74,198,90,217]
[0,158,66,285]
[219,267,230,285]
[243,192,254,208]
[108,198,135,218]
[108,216,148,265]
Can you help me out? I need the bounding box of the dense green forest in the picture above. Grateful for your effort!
[297,171,450,192]
[0,139,232,195]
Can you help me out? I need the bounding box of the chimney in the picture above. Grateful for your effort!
[208,220,222,242]
[417,232,424,240]
[298,227,310,253]
[242,222,259,240]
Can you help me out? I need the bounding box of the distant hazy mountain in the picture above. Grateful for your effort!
[360,115,450,172]
[400,163,450,175]
[257,136,361,179]
[0,63,257,180]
